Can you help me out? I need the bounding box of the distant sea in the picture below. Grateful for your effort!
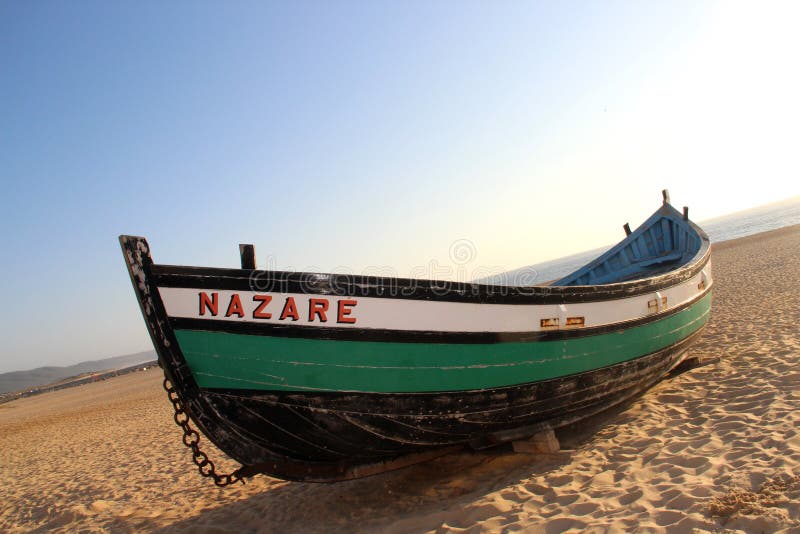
[699,196,800,243]
[482,196,800,286]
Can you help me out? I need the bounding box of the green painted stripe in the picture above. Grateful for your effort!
[175,292,711,393]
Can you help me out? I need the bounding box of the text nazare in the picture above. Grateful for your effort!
[197,292,358,324]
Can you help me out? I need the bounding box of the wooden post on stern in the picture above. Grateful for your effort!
[239,244,256,270]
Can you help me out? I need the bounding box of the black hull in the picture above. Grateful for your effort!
[194,329,701,482]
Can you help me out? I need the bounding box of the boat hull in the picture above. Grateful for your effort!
[120,227,711,481]
[200,326,705,463]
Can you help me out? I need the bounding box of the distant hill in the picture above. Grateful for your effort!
[0,350,157,395]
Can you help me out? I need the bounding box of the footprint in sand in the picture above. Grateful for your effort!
[653,509,686,526]
[89,500,113,513]
[618,489,643,505]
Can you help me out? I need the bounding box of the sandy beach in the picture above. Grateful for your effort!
[2,225,798,534]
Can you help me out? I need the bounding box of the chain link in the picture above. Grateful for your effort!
[163,378,245,487]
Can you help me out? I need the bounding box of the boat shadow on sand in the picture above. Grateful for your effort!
[153,382,687,534]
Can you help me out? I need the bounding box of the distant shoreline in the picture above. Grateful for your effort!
[711,222,800,250]
[0,360,157,405]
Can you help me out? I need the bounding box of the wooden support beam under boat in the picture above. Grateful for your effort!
[512,428,561,454]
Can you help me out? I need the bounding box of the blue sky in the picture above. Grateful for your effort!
[2,1,798,372]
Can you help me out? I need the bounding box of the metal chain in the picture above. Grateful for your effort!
[163,378,245,487]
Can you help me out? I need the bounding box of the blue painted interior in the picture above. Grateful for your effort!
[553,202,703,286]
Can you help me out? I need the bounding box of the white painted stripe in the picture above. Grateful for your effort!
[159,265,712,333]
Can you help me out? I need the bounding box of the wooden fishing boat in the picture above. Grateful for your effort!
[120,191,711,484]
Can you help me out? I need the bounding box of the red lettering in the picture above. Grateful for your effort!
[279,297,300,321]
[309,298,329,322]
[225,294,245,317]
[199,292,219,316]
[252,295,272,319]
[337,299,357,324]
